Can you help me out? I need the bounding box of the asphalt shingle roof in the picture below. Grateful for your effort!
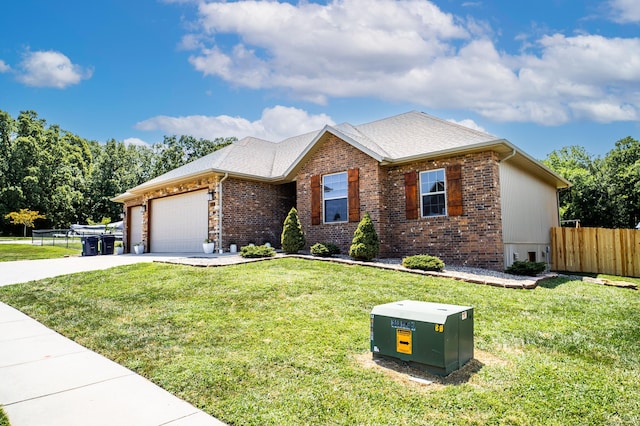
[351,111,499,160]
[122,110,567,196]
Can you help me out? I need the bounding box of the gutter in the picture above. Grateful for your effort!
[217,173,229,253]
[377,139,511,166]
[500,148,517,163]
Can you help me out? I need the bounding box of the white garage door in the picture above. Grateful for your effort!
[129,206,143,250]
[150,190,209,252]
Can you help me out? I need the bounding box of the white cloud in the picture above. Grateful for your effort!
[135,106,335,141]
[609,0,640,23]
[17,50,92,88]
[0,60,10,73]
[568,101,637,122]
[123,137,151,147]
[178,34,204,51]
[447,118,486,133]
[188,0,467,97]
[178,0,640,126]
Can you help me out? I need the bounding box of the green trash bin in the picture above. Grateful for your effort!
[370,300,474,375]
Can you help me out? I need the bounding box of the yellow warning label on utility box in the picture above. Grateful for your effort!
[396,328,412,354]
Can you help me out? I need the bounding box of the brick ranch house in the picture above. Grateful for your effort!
[113,111,570,270]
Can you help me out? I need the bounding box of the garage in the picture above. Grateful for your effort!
[128,205,143,251]
[150,190,209,252]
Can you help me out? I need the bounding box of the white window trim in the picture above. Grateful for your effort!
[419,168,448,218]
[322,171,348,224]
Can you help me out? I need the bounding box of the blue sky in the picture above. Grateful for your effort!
[1,0,639,160]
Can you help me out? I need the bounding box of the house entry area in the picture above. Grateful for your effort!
[149,190,209,252]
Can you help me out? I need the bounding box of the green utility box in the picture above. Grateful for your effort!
[370,300,473,375]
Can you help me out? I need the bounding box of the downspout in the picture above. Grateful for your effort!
[500,148,517,163]
[498,148,517,269]
[218,173,229,253]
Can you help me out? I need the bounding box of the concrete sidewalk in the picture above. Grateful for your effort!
[0,253,229,425]
[0,303,225,426]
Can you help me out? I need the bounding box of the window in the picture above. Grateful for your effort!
[323,172,348,223]
[420,169,447,217]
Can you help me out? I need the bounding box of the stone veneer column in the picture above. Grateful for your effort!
[210,176,221,250]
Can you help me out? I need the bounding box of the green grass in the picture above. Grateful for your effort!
[0,258,639,425]
[0,243,81,261]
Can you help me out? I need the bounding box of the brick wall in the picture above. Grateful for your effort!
[221,178,296,249]
[118,139,505,269]
[381,152,504,270]
[296,134,383,253]
[296,137,504,270]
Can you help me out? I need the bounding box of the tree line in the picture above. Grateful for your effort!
[0,109,234,235]
[0,108,638,235]
[543,137,640,229]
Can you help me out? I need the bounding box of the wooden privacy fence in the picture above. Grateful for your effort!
[551,227,640,277]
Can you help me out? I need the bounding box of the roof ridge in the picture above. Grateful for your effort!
[414,111,498,139]
[337,123,390,158]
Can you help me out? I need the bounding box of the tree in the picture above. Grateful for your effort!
[87,139,131,222]
[349,212,379,261]
[5,208,46,236]
[543,146,608,227]
[0,108,237,234]
[152,135,235,177]
[545,140,640,229]
[281,207,305,253]
[602,137,640,228]
[0,111,15,233]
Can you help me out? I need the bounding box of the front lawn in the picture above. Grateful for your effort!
[0,244,81,261]
[0,258,638,425]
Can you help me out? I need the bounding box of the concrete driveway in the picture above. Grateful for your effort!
[0,253,206,287]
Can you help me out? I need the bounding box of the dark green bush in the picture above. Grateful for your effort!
[281,207,305,254]
[505,260,547,276]
[240,244,276,258]
[310,242,341,257]
[310,243,331,257]
[349,213,379,261]
[402,255,445,272]
[325,243,341,255]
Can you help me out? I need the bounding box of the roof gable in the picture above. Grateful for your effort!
[116,111,569,199]
[354,111,500,160]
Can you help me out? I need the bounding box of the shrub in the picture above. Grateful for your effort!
[281,207,305,254]
[310,242,341,257]
[505,260,547,276]
[240,244,276,258]
[324,243,341,256]
[349,212,379,261]
[310,243,331,257]
[402,254,445,272]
